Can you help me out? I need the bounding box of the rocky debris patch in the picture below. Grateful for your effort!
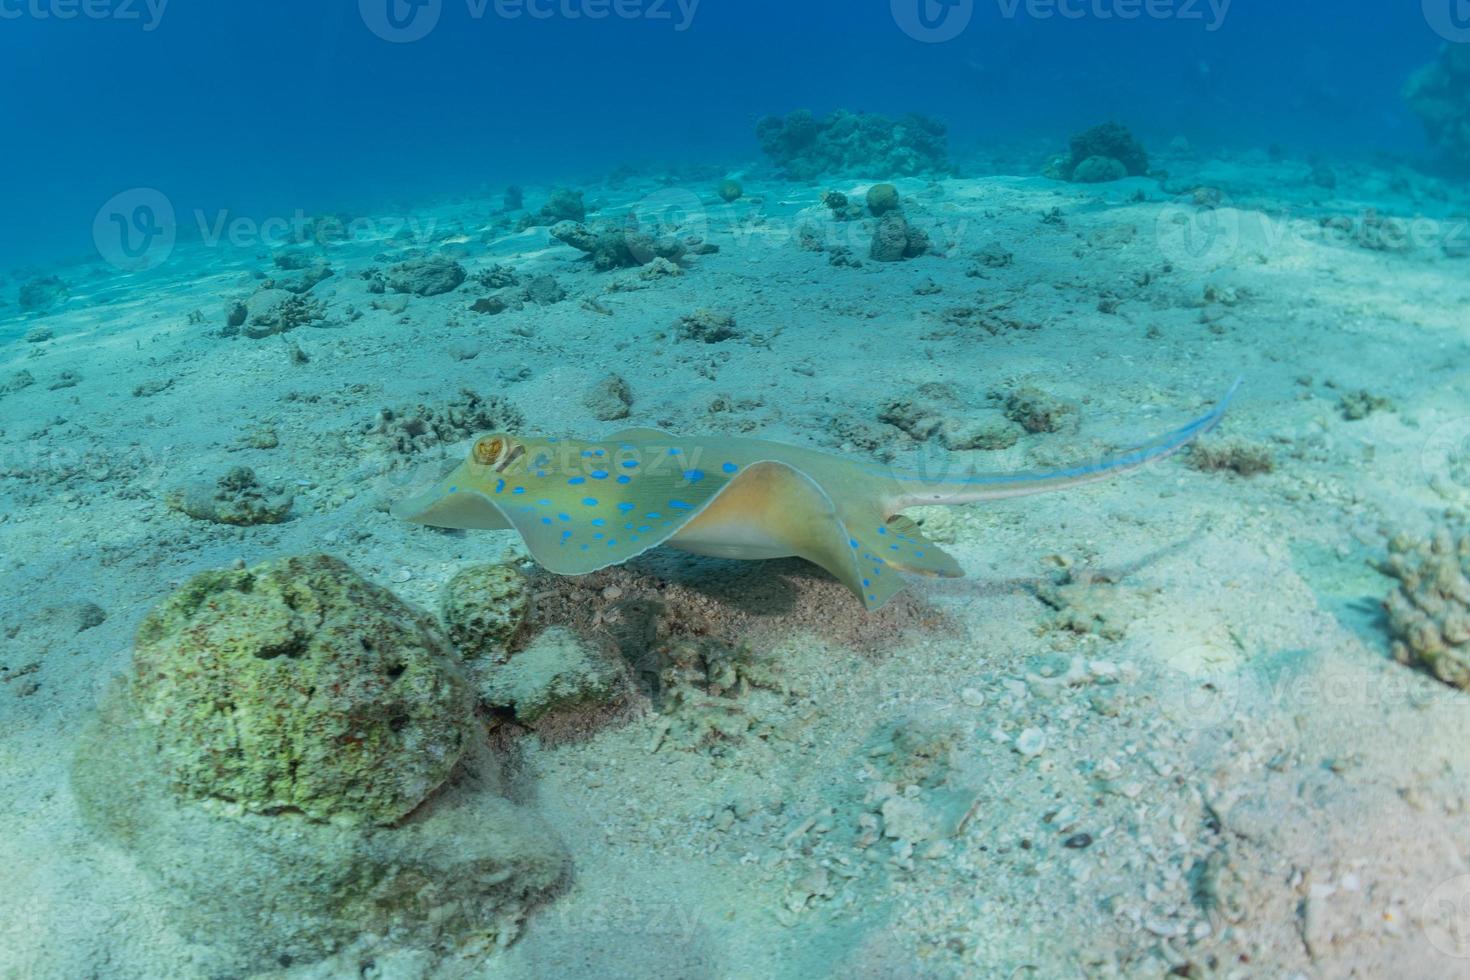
[1380,522,1470,689]
[1045,122,1149,183]
[869,212,932,263]
[550,219,687,271]
[675,308,741,343]
[387,255,467,296]
[480,626,629,727]
[1186,438,1276,477]
[584,374,633,421]
[365,388,523,457]
[165,465,294,526]
[996,386,1078,434]
[441,563,532,661]
[18,275,67,312]
[225,288,326,338]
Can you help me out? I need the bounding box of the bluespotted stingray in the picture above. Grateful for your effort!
[394,383,1237,610]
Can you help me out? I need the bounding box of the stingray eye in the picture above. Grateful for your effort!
[472,436,506,467]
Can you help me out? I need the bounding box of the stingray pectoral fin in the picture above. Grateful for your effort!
[875,516,964,578]
[390,464,513,531]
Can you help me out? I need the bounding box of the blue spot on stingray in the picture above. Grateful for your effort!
[622,460,639,468]
[607,539,617,546]
[850,539,859,549]
[617,475,631,484]
[449,485,459,494]
[568,477,586,486]
[683,469,705,483]
[668,447,681,455]
[591,518,606,527]
[915,550,925,557]
[512,486,525,495]
[669,500,693,510]
[583,497,599,507]
[541,517,552,525]
[638,525,651,533]
[535,470,548,478]
[594,533,604,540]
[722,462,738,474]
[537,498,552,506]
[580,544,589,551]
[863,579,871,588]
[890,544,900,551]
[591,470,608,479]
[877,526,887,535]
[561,530,572,540]
[581,450,594,458]
[623,522,634,530]
[547,437,560,443]
[646,512,661,519]
[868,595,877,602]
[492,480,502,493]
[618,502,636,513]
[558,513,570,522]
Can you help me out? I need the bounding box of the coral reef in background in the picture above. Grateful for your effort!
[72,555,567,971]
[1381,522,1470,689]
[1405,45,1470,169]
[1045,122,1149,183]
[756,109,949,179]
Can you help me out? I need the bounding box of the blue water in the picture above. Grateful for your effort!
[0,0,1449,269]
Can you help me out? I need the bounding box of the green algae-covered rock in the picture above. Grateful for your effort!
[130,554,474,826]
[442,562,531,659]
[1070,154,1128,184]
[866,182,900,216]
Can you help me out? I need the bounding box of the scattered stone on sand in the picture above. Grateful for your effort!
[718,178,743,203]
[46,370,81,391]
[879,398,1021,451]
[1071,155,1129,183]
[234,288,325,338]
[526,274,566,305]
[550,220,686,271]
[639,256,683,280]
[71,554,566,970]
[584,373,634,421]
[471,291,521,316]
[387,255,467,296]
[870,212,932,262]
[1047,122,1149,183]
[479,626,628,726]
[474,263,520,289]
[166,466,293,526]
[34,600,107,635]
[998,386,1077,434]
[1187,438,1276,476]
[367,388,523,457]
[23,325,54,343]
[264,260,333,295]
[131,377,174,398]
[18,275,67,312]
[1380,524,1470,689]
[442,563,531,661]
[1,369,34,395]
[866,182,901,216]
[1338,389,1394,420]
[676,308,741,343]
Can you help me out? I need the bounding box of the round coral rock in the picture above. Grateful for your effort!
[130,554,474,825]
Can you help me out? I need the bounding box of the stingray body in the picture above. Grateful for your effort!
[394,385,1237,610]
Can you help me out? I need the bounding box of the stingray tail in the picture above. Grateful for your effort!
[888,380,1240,509]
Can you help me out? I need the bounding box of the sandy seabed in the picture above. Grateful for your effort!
[3,149,1470,978]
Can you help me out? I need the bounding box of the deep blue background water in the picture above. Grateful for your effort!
[0,0,1451,269]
